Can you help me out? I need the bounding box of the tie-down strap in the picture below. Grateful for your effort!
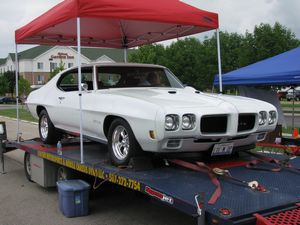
[169,159,263,205]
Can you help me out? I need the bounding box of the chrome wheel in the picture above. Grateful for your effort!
[112,125,130,160]
[40,115,48,139]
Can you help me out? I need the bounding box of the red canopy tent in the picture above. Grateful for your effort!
[14,0,221,162]
[16,0,218,48]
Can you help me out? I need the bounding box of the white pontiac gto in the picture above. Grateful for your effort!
[26,63,278,165]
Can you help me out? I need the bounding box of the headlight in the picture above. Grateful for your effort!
[182,114,196,130]
[165,114,179,131]
[268,111,277,125]
[258,111,267,125]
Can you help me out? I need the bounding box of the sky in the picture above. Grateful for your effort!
[1,0,300,58]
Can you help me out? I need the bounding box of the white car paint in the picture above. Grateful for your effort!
[26,63,278,154]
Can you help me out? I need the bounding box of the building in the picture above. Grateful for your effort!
[0,45,127,86]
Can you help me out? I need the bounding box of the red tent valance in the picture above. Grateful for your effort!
[15,0,218,48]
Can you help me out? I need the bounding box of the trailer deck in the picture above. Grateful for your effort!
[4,139,300,225]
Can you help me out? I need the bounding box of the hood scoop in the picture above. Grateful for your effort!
[168,90,177,94]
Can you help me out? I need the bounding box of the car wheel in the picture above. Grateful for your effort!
[24,152,33,182]
[108,119,142,166]
[39,109,61,144]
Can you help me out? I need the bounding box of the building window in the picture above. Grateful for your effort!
[50,62,58,72]
[37,75,45,85]
[37,62,43,70]
[68,63,74,68]
[10,66,13,71]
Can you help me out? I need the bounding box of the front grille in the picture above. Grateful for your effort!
[201,115,227,134]
[238,114,255,132]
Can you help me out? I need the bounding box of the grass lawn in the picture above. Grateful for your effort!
[0,108,37,122]
[282,126,294,134]
[280,101,300,108]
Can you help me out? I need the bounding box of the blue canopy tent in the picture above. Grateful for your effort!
[214,47,300,86]
[213,46,300,136]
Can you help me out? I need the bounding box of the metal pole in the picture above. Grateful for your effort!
[15,44,20,142]
[216,29,223,94]
[77,17,84,164]
[124,48,128,63]
[195,193,205,225]
[292,88,295,130]
[0,140,5,174]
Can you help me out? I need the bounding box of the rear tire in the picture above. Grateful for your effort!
[38,109,61,144]
[108,119,142,166]
[24,152,33,182]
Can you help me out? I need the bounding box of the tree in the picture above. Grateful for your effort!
[3,71,16,96]
[0,76,9,95]
[244,22,300,64]
[18,78,31,97]
[201,32,246,89]
[165,38,208,89]
[129,44,168,66]
[127,22,300,91]
[49,61,65,81]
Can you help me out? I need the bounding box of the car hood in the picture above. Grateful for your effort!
[101,88,271,111]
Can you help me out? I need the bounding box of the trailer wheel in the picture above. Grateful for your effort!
[108,119,142,166]
[39,110,61,144]
[24,152,33,182]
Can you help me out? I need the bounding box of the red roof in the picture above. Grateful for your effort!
[15,0,218,48]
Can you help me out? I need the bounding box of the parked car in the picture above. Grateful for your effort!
[277,90,287,101]
[26,63,278,165]
[286,89,300,101]
[0,96,17,104]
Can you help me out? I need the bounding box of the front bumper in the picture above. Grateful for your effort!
[143,133,262,153]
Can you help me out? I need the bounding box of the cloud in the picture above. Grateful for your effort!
[183,0,300,36]
[0,0,62,58]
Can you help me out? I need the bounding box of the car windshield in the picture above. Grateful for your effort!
[96,66,184,89]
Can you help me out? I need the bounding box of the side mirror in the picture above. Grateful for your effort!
[81,83,88,91]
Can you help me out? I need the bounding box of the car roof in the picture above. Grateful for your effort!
[80,62,166,69]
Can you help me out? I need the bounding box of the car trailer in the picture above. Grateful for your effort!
[1,129,300,225]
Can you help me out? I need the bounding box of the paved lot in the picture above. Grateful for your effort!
[285,115,300,128]
[0,117,194,225]
[0,104,24,110]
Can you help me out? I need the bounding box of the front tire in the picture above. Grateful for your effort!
[108,119,142,166]
[39,109,61,144]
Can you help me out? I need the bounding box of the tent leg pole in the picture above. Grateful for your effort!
[15,44,20,142]
[77,17,84,164]
[216,29,223,94]
[292,88,295,130]
[124,48,128,63]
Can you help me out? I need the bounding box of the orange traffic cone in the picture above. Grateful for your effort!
[293,128,299,138]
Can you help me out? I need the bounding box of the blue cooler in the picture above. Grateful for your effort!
[57,179,90,217]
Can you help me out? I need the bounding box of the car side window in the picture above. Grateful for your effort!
[98,73,122,89]
[57,67,93,92]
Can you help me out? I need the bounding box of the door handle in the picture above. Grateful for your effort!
[58,97,65,100]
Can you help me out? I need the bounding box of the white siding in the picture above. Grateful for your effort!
[0,46,117,75]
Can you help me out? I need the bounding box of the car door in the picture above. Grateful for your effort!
[54,66,94,133]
